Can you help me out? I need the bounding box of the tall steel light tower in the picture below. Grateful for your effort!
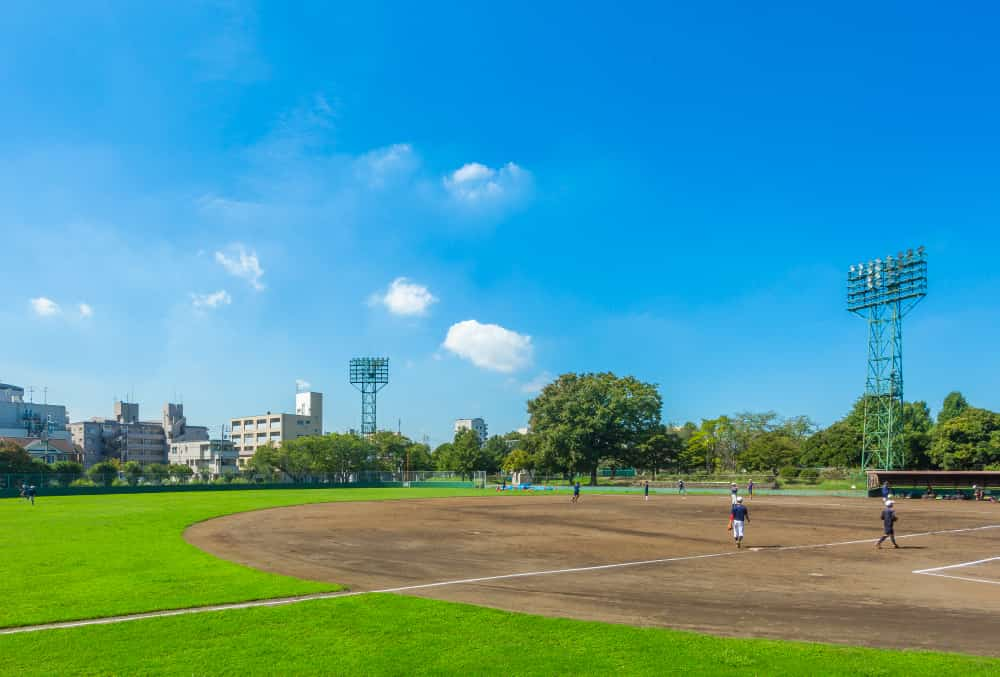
[846,247,927,470]
[350,357,389,437]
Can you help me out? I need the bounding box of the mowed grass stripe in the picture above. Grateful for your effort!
[0,488,485,628]
[0,595,997,676]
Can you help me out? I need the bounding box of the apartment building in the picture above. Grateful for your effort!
[0,382,75,463]
[231,391,323,467]
[70,401,208,467]
[454,418,488,444]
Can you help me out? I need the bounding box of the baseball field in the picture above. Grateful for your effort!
[2,488,999,675]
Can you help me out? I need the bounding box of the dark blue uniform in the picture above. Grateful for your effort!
[877,507,898,548]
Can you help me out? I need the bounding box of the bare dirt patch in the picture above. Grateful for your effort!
[186,493,1000,656]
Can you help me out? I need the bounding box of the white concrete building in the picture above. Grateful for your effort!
[454,418,488,444]
[168,439,237,478]
[231,390,323,467]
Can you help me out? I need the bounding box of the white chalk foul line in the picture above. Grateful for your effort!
[912,555,1000,586]
[3,523,998,636]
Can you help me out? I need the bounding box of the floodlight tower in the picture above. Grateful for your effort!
[846,247,927,470]
[349,357,389,437]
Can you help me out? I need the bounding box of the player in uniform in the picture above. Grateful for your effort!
[678,479,686,496]
[747,479,754,500]
[730,483,739,505]
[571,481,581,503]
[876,500,898,549]
[730,496,749,548]
[644,481,649,501]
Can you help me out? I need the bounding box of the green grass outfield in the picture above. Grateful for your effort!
[1,595,997,676]
[0,488,484,627]
[3,488,998,675]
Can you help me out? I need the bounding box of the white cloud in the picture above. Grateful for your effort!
[443,161,532,208]
[78,303,94,318]
[191,290,232,310]
[521,371,553,394]
[443,320,533,373]
[355,143,417,188]
[30,297,60,317]
[296,378,311,391]
[369,277,438,316]
[215,245,265,291]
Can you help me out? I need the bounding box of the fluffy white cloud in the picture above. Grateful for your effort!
[78,303,94,318]
[30,297,60,317]
[215,245,264,291]
[191,290,232,310]
[369,277,438,316]
[443,320,533,373]
[296,378,311,391]
[521,371,553,394]
[443,161,532,208]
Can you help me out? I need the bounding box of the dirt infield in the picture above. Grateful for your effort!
[186,493,1000,656]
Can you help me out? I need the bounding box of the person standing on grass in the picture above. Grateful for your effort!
[876,500,898,549]
[26,485,36,505]
[678,479,686,496]
[572,481,581,503]
[730,496,749,549]
[644,480,649,501]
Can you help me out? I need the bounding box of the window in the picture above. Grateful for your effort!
[296,420,303,426]
[270,417,280,424]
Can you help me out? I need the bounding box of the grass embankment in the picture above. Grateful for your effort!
[1,595,997,676]
[0,488,484,628]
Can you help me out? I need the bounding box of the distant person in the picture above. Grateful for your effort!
[730,496,749,549]
[644,480,650,502]
[27,485,36,506]
[500,479,506,492]
[924,485,935,499]
[876,500,898,549]
[730,483,739,505]
[19,483,27,501]
[881,481,891,503]
[678,479,686,496]
[747,479,754,500]
[571,481,581,503]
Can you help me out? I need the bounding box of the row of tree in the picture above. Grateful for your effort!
[243,375,999,484]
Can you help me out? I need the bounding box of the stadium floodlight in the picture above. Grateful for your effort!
[349,357,389,438]
[846,246,928,470]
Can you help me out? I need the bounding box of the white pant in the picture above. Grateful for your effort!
[732,520,745,539]
[731,494,739,505]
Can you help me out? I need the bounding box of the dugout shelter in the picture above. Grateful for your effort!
[867,470,1000,498]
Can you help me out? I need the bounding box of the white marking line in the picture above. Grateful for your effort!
[2,523,998,636]
[912,556,1000,587]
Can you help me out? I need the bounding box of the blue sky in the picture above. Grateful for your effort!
[2,2,998,446]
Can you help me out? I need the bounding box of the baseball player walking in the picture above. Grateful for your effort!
[730,496,749,549]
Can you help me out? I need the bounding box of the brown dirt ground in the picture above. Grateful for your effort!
[185,493,1000,656]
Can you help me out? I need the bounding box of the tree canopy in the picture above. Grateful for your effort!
[527,372,662,485]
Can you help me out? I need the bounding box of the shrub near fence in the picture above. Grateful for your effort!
[0,471,486,498]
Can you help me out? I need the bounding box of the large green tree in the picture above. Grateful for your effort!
[0,441,34,473]
[438,429,488,478]
[528,372,662,485]
[938,391,970,425]
[928,407,1000,469]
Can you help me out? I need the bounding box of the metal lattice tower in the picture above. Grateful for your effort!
[349,357,389,437]
[846,247,927,470]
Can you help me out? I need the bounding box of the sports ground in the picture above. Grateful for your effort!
[2,488,999,675]
[188,493,1000,656]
